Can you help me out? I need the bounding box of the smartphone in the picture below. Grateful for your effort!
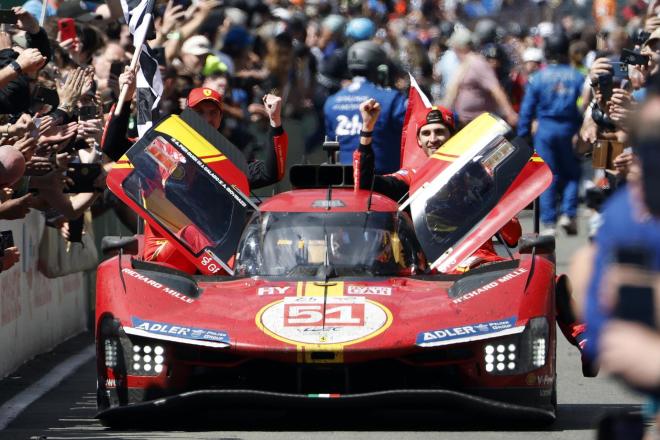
[65,163,102,193]
[598,72,613,102]
[0,230,14,249]
[633,29,651,46]
[172,0,192,10]
[613,246,656,329]
[78,105,98,121]
[610,62,629,82]
[58,18,77,42]
[110,61,124,78]
[620,48,649,66]
[67,216,83,243]
[0,9,17,24]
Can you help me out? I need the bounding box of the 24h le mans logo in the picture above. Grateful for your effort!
[257,296,392,346]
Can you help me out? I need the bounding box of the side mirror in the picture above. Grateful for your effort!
[518,234,555,254]
[101,236,139,257]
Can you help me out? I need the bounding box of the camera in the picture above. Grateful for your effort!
[591,104,616,131]
[633,29,651,47]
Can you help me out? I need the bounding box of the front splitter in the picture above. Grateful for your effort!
[97,388,555,424]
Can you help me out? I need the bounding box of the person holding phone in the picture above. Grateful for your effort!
[582,74,660,434]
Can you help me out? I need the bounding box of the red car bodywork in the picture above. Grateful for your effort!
[96,113,558,425]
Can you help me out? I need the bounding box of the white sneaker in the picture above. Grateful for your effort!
[559,215,578,235]
[541,224,556,237]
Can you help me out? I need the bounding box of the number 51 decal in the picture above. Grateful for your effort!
[284,303,365,327]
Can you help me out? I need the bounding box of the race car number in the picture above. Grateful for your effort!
[284,303,365,327]
[258,296,392,346]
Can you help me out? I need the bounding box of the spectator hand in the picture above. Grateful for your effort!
[13,134,37,160]
[160,0,186,36]
[599,320,660,389]
[359,98,381,132]
[15,48,46,75]
[118,66,137,102]
[588,58,612,85]
[58,67,86,110]
[0,30,10,50]
[263,94,282,127]
[24,155,53,175]
[0,193,33,220]
[12,7,40,34]
[39,121,78,144]
[79,118,102,139]
[9,113,34,138]
[613,151,634,176]
[1,246,20,271]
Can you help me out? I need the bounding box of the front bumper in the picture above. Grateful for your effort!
[97,388,555,425]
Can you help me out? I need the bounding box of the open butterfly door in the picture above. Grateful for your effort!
[401,113,553,273]
[107,109,255,275]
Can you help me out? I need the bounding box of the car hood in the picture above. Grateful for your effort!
[106,256,554,362]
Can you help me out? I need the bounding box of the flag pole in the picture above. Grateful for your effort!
[113,0,154,116]
[39,0,47,26]
[113,43,142,116]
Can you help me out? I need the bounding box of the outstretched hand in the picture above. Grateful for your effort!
[359,98,381,132]
[263,93,282,127]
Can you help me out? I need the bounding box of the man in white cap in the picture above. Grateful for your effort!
[522,47,544,76]
[178,35,212,75]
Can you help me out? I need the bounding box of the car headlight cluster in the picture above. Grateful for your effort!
[532,337,546,367]
[484,343,517,373]
[131,344,166,374]
[104,339,118,368]
[482,317,548,376]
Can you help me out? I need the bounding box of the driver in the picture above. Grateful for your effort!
[353,98,521,270]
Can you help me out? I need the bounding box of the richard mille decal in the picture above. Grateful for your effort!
[452,268,528,304]
[257,296,392,346]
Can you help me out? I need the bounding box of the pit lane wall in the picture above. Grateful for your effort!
[0,211,88,379]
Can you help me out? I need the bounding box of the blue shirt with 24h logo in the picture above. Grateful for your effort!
[324,77,408,175]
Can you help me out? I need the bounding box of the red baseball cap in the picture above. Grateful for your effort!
[186,87,223,110]
[417,105,455,134]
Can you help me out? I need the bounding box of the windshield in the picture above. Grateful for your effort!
[235,211,426,277]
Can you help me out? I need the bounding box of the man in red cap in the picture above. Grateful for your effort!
[354,98,520,270]
[141,87,289,272]
[353,100,457,202]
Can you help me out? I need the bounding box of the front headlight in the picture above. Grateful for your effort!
[482,317,548,375]
[130,343,166,374]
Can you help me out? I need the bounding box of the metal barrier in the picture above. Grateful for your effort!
[0,211,88,379]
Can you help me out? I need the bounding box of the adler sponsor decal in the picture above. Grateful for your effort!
[452,268,528,304]
[130,317,230,344]
[417,316,523,347]
[122,268,195,303]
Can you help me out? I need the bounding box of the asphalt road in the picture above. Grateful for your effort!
[0,211,645,440]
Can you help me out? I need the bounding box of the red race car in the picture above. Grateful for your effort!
[96,112,558,426]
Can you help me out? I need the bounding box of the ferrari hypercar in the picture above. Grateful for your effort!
[96,111,559,425]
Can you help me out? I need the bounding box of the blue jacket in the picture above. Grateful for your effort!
[324,77,407,174]
[518,64,584,138]
[584,187,660,360]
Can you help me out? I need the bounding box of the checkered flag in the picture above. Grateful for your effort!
[119,0,163,136]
